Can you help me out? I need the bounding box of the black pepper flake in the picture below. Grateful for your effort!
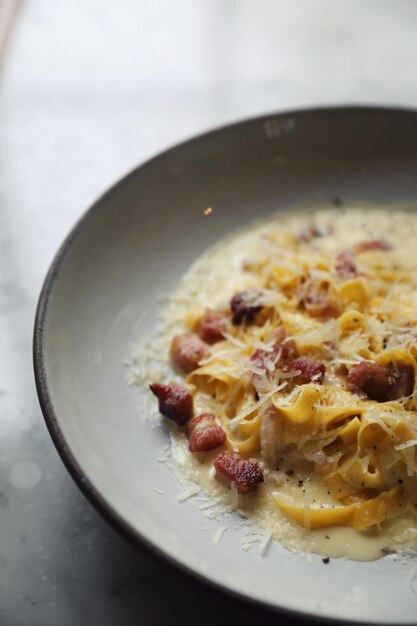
[298,480,304,487]
[322,557,330,564]
[325,535,330,539]
[255,392,259,401]
[285,470,294,476]
[398,479,403,484]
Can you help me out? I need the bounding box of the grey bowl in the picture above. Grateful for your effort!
[34,107,417,624]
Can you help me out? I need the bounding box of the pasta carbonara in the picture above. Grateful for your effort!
[145,206,417,560]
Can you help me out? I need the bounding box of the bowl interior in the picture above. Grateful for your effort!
[36,109,417,623]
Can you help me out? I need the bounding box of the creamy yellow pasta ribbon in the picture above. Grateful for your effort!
[334,278,371,311]
[225,413,261,455]
[187,355,241,402]
[273,488,402,529]
[269,384,363,450]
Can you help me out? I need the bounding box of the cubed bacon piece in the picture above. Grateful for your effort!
[250,344,276,393]
[291,357,325,384]
[335,249,357,278]
[230,290,263,325]
[149,382,193,426]
[213,450,264,494]
[250,328,297,373]
[249,328,298,392]
[273,327,298,361]
[354,240,392,254]
[346,362,394,402]
[198,309,227,344]
[170,333,209,374]
[335,240,392,278]
[388,364,415,399]
[186,413,226,452]
[346,361,415,402]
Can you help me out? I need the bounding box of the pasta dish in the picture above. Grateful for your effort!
[146,207,417,560]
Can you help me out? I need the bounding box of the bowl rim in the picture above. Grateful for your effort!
[33,104,417,625]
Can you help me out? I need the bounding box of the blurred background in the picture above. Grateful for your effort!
[2,1,417,624]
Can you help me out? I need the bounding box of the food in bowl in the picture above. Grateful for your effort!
[135,206,417,560]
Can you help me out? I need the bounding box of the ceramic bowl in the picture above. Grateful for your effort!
[34,107,417,623]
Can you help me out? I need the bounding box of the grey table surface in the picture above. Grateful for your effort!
[2,1,417,624]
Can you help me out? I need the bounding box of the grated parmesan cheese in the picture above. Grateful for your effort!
[177,487,200,502]
[228,381,287,426]
[213,526,227,544]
